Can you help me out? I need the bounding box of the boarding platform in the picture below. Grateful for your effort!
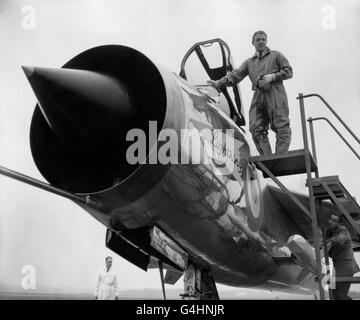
[247,93,360,300]
[249,149,317,178]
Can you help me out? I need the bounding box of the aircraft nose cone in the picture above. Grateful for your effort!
[22,66,35,78]
[23,65,134,150]
[25,45,167,194]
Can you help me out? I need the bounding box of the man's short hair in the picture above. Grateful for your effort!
[105,256,112,262]
[252,30,267,43]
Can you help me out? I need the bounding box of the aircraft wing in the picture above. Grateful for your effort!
[265,185,360,254]
[266,185,339,242]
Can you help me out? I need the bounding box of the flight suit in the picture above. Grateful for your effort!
[326,225,360,300]
[215,47,293,154]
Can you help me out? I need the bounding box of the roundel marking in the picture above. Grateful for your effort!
[244,163,264,231]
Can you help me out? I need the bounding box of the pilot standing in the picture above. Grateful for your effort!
[326,214,359,300]
[94,256,119,300]
[207,31,293,155]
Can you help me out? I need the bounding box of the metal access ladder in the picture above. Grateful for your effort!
[247,93,360,300]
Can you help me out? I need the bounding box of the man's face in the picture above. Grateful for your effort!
[328,215,339,229]
[105,258,112,269]
[252,33,267,53]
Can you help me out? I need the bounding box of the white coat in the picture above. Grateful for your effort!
[94,267,119,300]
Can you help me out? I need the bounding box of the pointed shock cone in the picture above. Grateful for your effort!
[23,45,168,194]
[22,66,134,150]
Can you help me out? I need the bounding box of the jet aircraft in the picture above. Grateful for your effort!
[1,39,357,299]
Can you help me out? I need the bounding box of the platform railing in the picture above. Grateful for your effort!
[308,117,360,163]
[299,93,360,145]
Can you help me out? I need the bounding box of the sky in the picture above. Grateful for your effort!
[0,0,360,298]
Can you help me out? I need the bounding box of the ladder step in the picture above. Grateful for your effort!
[308,176,343,199]
[309,175,340,186]
[248,149,317,178]
[337,197,360,215]
[309,177,360,213]
[351,214,360,220]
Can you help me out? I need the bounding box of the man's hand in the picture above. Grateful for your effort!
[256,73,276,90]
[257,79,270,90]
[206,79,220,90]
[262,73,276,84]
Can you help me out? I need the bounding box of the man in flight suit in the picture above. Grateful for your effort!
[207,31,293,155]
[326,214,359,300]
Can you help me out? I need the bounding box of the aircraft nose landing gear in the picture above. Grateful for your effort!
[181,263,219,300]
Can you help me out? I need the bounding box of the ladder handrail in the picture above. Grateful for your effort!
[297,93,325,299]
[297,93,360,145]
[308,117,360,161]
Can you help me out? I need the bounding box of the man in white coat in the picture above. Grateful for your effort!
[94,256,119,300]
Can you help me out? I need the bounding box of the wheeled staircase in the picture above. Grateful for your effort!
[247,93,360,300]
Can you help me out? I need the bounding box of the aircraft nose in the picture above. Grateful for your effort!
[24,45,167,194]
[22,65,134,150]
[22,66,34,78]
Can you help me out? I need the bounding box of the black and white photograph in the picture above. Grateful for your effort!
[0,0,360,304]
